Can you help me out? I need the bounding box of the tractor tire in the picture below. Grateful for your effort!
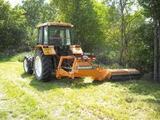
[23,57,33,74]
[34,50,53,82]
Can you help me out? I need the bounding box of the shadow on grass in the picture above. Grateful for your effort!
[111,79,160,105]
[116,80,159,95]
[21,73,104,91]
[143,97,160,112]
[0,56,12,62]
[0,52,32,63]
[21,73,31,78]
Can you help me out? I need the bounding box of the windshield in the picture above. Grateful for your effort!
[48,27,71,46]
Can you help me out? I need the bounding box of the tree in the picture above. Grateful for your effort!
[151,0,160,82]
[0,0,27,52]
[21,0,57,47]
[22,0,57,27]
[103,0,143,66]
[139,0,160,81]
[22,0,44,27]
[51,0,106,52]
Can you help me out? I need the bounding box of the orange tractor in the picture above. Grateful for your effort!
[23,22,140,82]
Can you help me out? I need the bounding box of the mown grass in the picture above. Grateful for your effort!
[0,53,160,120]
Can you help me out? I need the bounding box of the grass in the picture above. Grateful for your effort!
[0,53,160,120]
[0,52,33,62]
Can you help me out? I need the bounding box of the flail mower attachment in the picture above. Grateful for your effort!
[56,56,141,81]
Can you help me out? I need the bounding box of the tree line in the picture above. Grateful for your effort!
[0,0,159,75]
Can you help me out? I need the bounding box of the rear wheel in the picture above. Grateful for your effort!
[23,57,33,74]
[34,50,53,82]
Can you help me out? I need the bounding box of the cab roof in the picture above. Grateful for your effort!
[36,22,74,28]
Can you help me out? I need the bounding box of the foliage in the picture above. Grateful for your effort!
[0,0,27,52]
[22,0,57,47]
[51,0,106,52]
[22,0,56,27]
[128,22,154,71]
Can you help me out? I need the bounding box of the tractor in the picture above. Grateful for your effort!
[23,22,140,82]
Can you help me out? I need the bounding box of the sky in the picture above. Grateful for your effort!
[7,0,103,6]
[6,0,22,6]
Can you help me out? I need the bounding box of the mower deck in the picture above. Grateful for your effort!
[55,56,140,81]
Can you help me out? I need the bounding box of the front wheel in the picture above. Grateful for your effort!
[34,50,53,82]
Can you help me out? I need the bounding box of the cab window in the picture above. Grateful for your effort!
[48,27,71,46]
[38,27,43,44]
[44,26,48,44]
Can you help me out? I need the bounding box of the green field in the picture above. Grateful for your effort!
[0,56,160,120]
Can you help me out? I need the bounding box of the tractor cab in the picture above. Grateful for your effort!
[37,22,74,47]
[36,22,76,56]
